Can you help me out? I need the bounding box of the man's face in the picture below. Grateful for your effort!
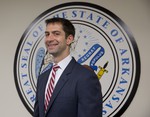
[45,23,73,58]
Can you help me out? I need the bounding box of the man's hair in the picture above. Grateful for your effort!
[45,17,75,38]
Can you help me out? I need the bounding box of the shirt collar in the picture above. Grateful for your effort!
[54,55,72,70]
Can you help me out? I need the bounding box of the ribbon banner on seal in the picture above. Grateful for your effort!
[77,44,105,71]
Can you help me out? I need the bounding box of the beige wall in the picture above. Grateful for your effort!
[0,0,149,116]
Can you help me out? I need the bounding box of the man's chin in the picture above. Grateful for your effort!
[47,51,57,56]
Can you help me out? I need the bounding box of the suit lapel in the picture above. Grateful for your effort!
[39,68,52,115]
[45,58,76,114]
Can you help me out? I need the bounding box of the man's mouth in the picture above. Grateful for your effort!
[47,43,58,48]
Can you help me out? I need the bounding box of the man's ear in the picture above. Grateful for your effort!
[66,35,74,46]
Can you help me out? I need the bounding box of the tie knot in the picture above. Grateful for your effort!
[52,64,60,71]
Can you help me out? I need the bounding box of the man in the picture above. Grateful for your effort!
[34,17,102,117]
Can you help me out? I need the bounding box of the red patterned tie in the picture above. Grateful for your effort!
[45,64,60,112]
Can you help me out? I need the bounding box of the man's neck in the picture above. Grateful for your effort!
[53,54,70,63]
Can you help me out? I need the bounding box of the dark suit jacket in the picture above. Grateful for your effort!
[34,58,102,117]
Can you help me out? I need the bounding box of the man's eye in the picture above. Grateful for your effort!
[45,33,49,37]
[54,32,60,36]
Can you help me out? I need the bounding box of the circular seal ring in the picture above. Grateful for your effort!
[14,2,141,116]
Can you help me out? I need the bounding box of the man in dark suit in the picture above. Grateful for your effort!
[34,17,102,117]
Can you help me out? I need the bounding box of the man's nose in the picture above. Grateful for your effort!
[46,34,54,40]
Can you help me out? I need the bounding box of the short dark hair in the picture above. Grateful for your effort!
[45,18,75,38]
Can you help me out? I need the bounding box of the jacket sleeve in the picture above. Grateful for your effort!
[77,72,102,117]
[34,97,39,117]
[34,79,39,117]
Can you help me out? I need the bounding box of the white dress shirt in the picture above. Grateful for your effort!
[45,55,72,96]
